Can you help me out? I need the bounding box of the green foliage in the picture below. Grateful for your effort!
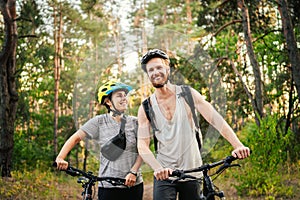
[13,113,75,171]
[13,115,53,171]
[235,114,294,199]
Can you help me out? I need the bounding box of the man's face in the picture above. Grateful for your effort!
[146,58,169,88]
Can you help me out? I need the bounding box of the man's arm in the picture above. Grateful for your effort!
[137,105,172,180]
[191,88,250,158]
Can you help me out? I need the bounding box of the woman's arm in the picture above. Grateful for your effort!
[130,155,143,173]
[55,129,87,170]
[124,155,143,187]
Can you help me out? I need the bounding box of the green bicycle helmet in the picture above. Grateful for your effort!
[97,80,132,105]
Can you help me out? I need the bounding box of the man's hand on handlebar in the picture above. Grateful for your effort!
[154,168,173,180]
[232,146,251,159]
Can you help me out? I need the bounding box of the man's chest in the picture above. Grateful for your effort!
[156,96,176,120]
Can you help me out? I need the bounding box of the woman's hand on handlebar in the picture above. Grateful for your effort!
[154,168,173,180]
[124,173,137,187]
[55,157,69,170]
[232,146,251,159]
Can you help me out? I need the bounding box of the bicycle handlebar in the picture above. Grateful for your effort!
[52,162,126,186]
[170,155,240,181]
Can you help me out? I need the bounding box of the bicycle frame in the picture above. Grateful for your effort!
[53,162,126,200]
[171,155,241,200]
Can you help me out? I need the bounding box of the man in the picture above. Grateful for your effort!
[137,49,250,200]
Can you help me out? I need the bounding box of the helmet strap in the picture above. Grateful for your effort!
[110,100,124,117]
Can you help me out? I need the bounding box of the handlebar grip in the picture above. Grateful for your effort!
[226,155,237,162]
[52,162,57,167]
[171,170,183,177]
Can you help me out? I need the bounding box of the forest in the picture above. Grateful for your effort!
[0,0,299,199]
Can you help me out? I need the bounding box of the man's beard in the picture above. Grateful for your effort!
[152,78,169,88]
[153,83,164,88]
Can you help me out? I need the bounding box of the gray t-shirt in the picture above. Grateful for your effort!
[80,114,143,188]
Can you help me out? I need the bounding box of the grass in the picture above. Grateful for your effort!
[0,163,299,200]
[0,165,154,200]
[0,169,82,200]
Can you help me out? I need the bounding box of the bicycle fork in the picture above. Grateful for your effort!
[202,170,225,200]
[81,181,94,200]
[78,176,95,200]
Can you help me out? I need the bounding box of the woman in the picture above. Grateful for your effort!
[55,80,143,200]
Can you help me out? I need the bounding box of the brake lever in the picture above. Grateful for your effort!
[216,163,241,174]
[171,174,197,183]
[171,177,181,183]
[66,167,80,176]
[230,164,241,168]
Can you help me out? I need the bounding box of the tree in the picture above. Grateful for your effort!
[237,0,264,125]
[53,1,64,159]
[0,0,18,177]
[277,0,300,102]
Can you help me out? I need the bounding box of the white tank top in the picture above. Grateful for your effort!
[150,85,202,170]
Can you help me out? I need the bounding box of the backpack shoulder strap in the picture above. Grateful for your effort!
[142,97,159,151]
[142,97,159,131]
[142,97,152,123]
[181,85,199,129]
[181,85,202,150]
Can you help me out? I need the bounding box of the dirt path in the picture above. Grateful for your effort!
[142,183,239,200]
[143,183,153,200]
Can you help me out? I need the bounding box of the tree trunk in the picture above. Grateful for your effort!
[186,0,192,25]
[277,0,300,102]
[238,0,264,125]
[0,0,18,177]
[53,3,63,158]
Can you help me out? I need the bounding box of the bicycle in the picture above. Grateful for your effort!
[53,162,126,200]
[171,155,242,200]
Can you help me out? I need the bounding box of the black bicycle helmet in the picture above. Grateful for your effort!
[141,49,169,72]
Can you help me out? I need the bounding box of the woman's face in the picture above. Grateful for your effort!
[107,90,129,112]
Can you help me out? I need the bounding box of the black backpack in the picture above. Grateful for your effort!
[142,85,202,152]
